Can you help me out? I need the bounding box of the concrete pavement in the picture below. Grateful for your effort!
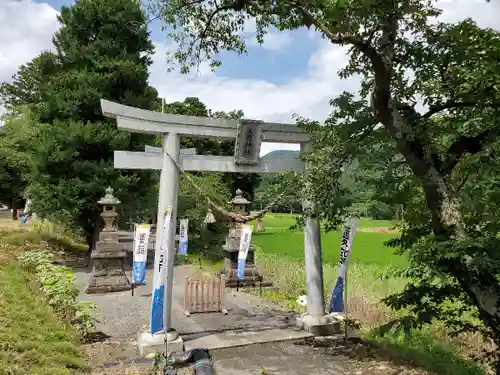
[74,262,312,350]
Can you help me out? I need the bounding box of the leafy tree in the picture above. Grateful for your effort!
[149,97,253,257]
[0,109,34,215]
[178,172,231,259]
[0,52,59,110]
[0,0,159,247]
[152,0,500,370]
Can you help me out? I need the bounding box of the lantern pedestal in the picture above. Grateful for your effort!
[86,187,131,294]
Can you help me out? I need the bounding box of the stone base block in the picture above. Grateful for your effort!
[86,274,132,294]
[137,329,184,358]
[86,283,132,294]
[295,313,342,336]
[220,264,273,288]
[225,279,273,288]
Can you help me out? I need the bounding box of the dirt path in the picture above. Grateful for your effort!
[86,338,433,375]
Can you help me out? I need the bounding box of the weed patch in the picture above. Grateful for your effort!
[1,218,87,253]
[19,249,96,340]
[0,263,88,375]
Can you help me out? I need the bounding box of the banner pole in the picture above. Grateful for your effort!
[344,271,348,339]
[131,224,136,297]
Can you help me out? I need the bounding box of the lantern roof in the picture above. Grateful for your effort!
[98,187,121,205]
[230,189,250,206]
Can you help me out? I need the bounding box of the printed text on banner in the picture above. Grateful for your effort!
[132,224,151,285]
[178,219,189,256]
[329,217,359,313]
[237,225,253,281]
[150,207,173,334]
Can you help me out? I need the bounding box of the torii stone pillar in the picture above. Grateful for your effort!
[101,99,340,355]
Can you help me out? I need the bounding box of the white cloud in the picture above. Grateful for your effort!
[1,0,500,155]
[0,0,59,83]
[150,40,355,123]
[438,0,500,27]
[248,30,294,53]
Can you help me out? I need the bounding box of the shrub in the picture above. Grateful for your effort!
[19,249,96,340]
[3,218,87,253]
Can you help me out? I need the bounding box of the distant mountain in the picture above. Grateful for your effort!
[262,149,359,173]
[261,149,300,159]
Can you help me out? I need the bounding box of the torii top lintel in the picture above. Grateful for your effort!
[101,99,311,144]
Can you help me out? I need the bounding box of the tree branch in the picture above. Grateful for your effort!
[422,101,477,119]
[291,2,391,118]
[441,125,500,173]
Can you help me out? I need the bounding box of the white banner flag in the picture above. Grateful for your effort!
[237,225,253,280]
[329,216,359,313]
[150,207,173,334]
[178,219,188,256]
[132,224,151,285]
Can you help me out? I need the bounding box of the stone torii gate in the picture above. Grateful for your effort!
[101,99,339,354]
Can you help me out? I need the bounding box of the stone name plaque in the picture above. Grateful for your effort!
[234,119,263,165]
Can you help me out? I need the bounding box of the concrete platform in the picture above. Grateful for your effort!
[184,327,313,351]
[296,313,342,336]
[137,330,184,358]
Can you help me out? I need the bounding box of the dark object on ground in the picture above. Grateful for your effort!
[164,348,215,375]
[192,349,214,375]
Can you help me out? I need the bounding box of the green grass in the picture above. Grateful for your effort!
[0,263,87,375]
[252,213,396,230]
[253,229,407,267]
[0,218,87,253]
[249,213,406,267]
[210,213,484,375]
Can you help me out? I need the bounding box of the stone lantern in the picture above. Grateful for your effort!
[255,216,265,233]
[220,189,271,287]
[86,187,132,294]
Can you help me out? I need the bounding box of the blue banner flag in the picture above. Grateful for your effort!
[178,219,188,256]
[237,225,252,281]
[132,224,151,285]
[329,217,359,313]
[150,207,173,334]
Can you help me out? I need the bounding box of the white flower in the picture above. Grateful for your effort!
[296,295,307,307]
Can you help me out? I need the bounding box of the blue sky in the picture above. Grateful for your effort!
[43,0,316,86]
[25,0,327,155]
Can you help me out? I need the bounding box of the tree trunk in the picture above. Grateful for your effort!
[384,105,500,347]
[11,199,18,220]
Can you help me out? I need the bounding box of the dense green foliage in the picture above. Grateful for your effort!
[0,0,256,251]
[256,151,399,218]
[178,172,231,258]
[150,97,260,257]
[1,0,159,245]
[152,0,500,371]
